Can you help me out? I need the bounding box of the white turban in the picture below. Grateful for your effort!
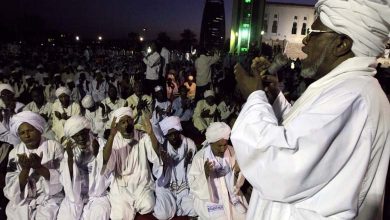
[316,0,390,57]
[55,86,71,98]
[159,116,182,136]
[204,90,215,98]
[154,85,163,92]
[64,115,91,137]
[110,107,133,124]
[0,84,15,94]
[205,122,231,143]
[77,65,84,71]
[10,111,46,137]
[81,95,95,108]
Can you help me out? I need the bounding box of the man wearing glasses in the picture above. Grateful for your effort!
[232,0,389,219]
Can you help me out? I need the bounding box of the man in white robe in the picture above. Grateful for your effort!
[58,116,111,220]
[231,1,390,219]
[126,83,152,132]
[102,107,161,220]
[89,71,108,103]
[152,116,197,219]
[189,122,247,220]
[100,85,126,125]
[51,87,81,141]
[81,95,106,138]
[192,90,219,133]
[4,111,64,219]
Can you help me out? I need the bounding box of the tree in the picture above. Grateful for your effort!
[180,29,197,52]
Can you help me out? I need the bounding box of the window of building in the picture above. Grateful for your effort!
[292,22,297,34]
[272,20,278,33]
[263,20,268,33]
[274,14,278,19]
[301,23,307,35]
[294,16,298,20]
[304,16,307,20]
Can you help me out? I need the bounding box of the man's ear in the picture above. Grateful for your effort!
[332,35,353,57]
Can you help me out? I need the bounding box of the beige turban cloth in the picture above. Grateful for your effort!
[205,122,231,143]
[316,0,390,57]
[64,115,91,137]
[109,107,133,125]
[159,116,182,136]
[55,86,71,98]
[0,84,15,94]
[81,95,95,108]
[10,111,46,137]
[204,90,215,98]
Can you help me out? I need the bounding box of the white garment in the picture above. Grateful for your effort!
[4,139,64,220]
[188,145,247,220]
[172,97,194,122]
[23,101,52,116]
[218,101,234,121]
[195,54,220,87]
[152,100,171,143]
[126,94,152,132]
[51,100,81,141]
[160,47,171,77]
[101,97,126,126]
[153,136,197,219]
[58,138,112,220]
[89,80,108,103]
[85,108,106,138]
[143,52,161,80]
[192,100,217,132]
[0,102,26,146]
[104,132,160,220]
[231,57,390,220]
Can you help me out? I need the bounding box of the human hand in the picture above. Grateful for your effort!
[17,154,31,170]
[234,63,264,99]
[29,153,43,169]
[251,56,271,76]
[204,159,214,178]
[141,111,153,134]
[200,109,210,118]
[61,112,69,120]
[109,117,118,136]
[54,111,62,120]
[262,75,280,104]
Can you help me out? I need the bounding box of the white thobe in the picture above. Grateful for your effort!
[23,101,55,140]
[231,57,390,220]
[89,81,108,103]
[4,139,64,220]
[172,97,194,122]
[217,101,234,121]
[188,145,247,220]
[143,52,161,80]
[84,108,106,138]
[0,101,25,146]
[58,139,112,220]
[51,100,81,141]
[104,133,161,220]
[192,100,217,132]
[152,100,171,143]
[153,136,197,219]
[195,54,220,87]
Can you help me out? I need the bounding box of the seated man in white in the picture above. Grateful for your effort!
[188,122,247,220]
[51,87,81,141]
[81,95,106,138]
[4,111,64,219]
[58,115,111,220]
[152,116,197,219]
[102,107,161,220]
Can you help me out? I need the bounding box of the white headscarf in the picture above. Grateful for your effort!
[204,90,215,98]
[55,86,71,98]
[10,111,46,137]
[81,95,94,108]
[154,85,163,92]
[109,107,133,124]
[159,116,182,136]
[316,0,390,57]
[205,122,231,143]
[63,115,91,137]
[0,83,15,94]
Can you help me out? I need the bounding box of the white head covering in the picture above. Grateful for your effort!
[77,65,84,71]
[54,73,61,77]
[0,84,15,94]
[10,111,46,137]
[81,95,94,108]
[63,115,91,137]
[316,0,390,57]
[36,64,44,69]
[154,85,163,92]
[55,86,71,98]
[205,122,231,143]
[159,116,182,136]
[204,90,215,98]
[110,107,133,124]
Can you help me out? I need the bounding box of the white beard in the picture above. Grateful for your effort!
[300,47,328,79]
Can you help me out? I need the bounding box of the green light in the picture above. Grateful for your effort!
[244,0,251,3]
[241,48,248,52]
[242,23,250,28]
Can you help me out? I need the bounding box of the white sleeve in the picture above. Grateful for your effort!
[231,90,368,202]
[272,92,292,123]
[3,149,28,204]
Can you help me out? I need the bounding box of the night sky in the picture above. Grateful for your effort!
[1,0,317,40]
